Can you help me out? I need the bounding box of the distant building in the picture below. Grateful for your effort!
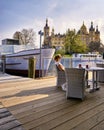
[43,19,101,49]
[43,19,65,49]
[77,21,100,44]
[2,38,20,45]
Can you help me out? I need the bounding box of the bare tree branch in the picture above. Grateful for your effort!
[13,28,36,45]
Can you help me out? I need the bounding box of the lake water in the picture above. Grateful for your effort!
[47,57,103,76]
[61,57,103,68]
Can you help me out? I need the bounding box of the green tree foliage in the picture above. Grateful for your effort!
[98,43,104,54]
[88,41,104,54]
[55,48,65,56]
[64,29,87,54]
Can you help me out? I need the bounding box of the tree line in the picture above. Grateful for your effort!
[56,29,104,55]
[13,28,104,55]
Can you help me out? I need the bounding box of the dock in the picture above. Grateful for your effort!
[0,73,104,130]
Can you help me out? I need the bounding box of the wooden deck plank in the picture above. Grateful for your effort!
[55,104,104,130]
[0,120,22,130]
[0,111,11,118]
[0,77,56,87]
[16,99,78,119]
[23,96,104,130]
[11,126,25,130]
[18,90,101,122]
[0,108,8,113]
[0,103,25,130]
[15,92,103,121]
[70,110,104,130]
[50,104,104,130]
[0,102,4,108]
[15,97,68,119]
[0,78,56,101]
[0,79,56,94]
[12,93,66,116]
[0,115,15,125]
[90,120,104,130]
[3,89,64,110]
[0,74,104,130]
[23,89,102,128]
[19,100,79,124]
[11,87,104,115]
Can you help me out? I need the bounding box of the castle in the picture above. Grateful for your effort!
[43,19,100,49]
[77,21,100,44]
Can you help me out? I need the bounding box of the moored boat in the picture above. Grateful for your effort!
[5,48,55,77]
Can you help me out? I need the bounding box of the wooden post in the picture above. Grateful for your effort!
[1,55,6,74]
[28,57,36,78]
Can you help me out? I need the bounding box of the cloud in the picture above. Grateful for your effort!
[1,0,104,45]
[47,1,59,14]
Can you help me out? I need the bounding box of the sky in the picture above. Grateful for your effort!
[0,0,104,47]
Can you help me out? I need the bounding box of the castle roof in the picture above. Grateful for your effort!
[78,22,88,34]
[44,18,49,29]
[95,25,100,34]
[89,21,95,31]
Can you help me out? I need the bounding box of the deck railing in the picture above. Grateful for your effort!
[44,57,103,77]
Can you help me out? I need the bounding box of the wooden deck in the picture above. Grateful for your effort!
[0,73,104,130]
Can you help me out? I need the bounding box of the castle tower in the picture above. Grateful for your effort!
[77,22,89,44]
[51,27,54,36]
[95,26,100,42]
[80,21,88,34]
[43,19,50,46]
[89,21,95,42]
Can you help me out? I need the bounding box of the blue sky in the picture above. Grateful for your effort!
[0,0,104,46]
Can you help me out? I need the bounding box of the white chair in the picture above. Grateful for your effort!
[65,68,86,100]
[56,65,66,88]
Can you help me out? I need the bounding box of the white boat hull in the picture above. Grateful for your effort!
[5,48,55,77]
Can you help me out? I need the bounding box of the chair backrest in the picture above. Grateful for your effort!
[56,65,66,87]
[65,68,85,100]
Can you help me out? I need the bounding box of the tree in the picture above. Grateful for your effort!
[13,31,23,44]
[64,29,87,54]
[13,28,36,45]
[55,48,65,56]
[88,41,104,54]
[98,43,104,54]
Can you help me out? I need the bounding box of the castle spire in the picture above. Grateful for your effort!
[95,25,100,34]
[46,18,48,27]
[89,21,95,31]
[51,27,54,36]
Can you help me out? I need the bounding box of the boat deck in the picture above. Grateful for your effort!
[0,73,104,130]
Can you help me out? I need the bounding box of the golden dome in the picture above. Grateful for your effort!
[80,22,88,34]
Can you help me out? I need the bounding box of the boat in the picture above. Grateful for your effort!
[4,48,55,77]
[72,53,102,61]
